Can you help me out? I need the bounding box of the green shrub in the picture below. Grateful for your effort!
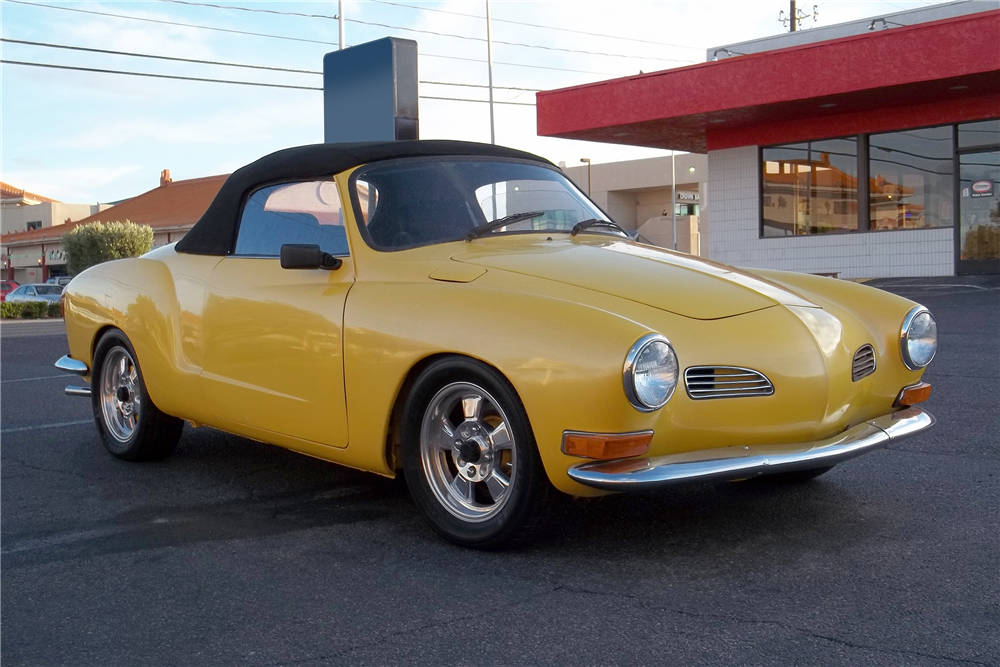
[0,300,63,319]
[1,302,26,318]
[63,220,154,275]
[21,301,49,319]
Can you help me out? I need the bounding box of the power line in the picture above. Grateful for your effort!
[0,59,537,106]
[1,38,318,75]
[158,0,341,20]
[7,0,338,46]
[0,59,322,91]
[1,38,543,92]
[8,1,633,78]
[369,0,705,52]
[152,0,694,64]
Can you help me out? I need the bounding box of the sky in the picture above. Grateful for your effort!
[1,0,952,204]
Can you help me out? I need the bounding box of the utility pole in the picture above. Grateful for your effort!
[789,0,797,31]
[486,0,496,144]
[339,0,345,49]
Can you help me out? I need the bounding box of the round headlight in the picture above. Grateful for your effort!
[900,306,937,370]
[624,334,679,412]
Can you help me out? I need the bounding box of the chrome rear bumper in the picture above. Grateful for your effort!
[55,355,92,397]
[567,408,934,491]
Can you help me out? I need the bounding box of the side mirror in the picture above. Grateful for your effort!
[279,244,342,270]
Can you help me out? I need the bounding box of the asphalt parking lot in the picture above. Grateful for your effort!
[2,276,998,667]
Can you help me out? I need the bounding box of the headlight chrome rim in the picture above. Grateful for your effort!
[623,333,679,412]
[900,305,937,370]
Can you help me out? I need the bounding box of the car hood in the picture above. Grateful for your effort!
[451,237,818,320]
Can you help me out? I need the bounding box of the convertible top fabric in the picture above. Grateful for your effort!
[175,140,553,256]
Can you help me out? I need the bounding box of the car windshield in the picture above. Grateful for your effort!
[35,285,63,295]
[352,158,612,250]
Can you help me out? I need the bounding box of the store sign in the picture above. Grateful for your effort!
[676,191,700,202]
[47,249,66,262]
[970,180,994,198]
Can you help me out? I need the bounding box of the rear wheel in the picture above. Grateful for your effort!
[91,330,183,461]
[402,358,551,549]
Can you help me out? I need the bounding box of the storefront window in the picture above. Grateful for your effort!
[958,119,1000,149]
[869,126,953,231]
[762,138,858,236]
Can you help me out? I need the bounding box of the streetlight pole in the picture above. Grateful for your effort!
[580,158,592,196]
[486,0,496,144]
[338,1,345,49]
[671,150,677,251]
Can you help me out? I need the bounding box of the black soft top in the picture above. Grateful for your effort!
[176,140,552,256]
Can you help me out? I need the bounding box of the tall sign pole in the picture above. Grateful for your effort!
[486,0,496,144]
[339,1,345,48]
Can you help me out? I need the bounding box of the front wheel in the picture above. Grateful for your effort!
[91,330,183,461]
[402,358,551,549]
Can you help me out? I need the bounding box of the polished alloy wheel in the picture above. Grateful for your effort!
[419,381,516,522]
[100,347,141,443]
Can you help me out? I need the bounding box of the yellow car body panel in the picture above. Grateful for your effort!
[62,164,929,498]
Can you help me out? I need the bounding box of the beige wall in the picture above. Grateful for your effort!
[559,153,708,253]
[1,202,109,235]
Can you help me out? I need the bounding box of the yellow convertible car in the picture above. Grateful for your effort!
[56,141,937,548]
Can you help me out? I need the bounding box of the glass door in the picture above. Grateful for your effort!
[957,150,1000,275]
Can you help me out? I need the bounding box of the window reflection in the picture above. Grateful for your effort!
[958,119,1000,149]
[762,138,859,236]
[870,126,952,230]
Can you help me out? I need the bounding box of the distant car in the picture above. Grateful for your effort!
[56,141,937,549]
[46,276,72,286]
[5,283,63,304]
[1,280,19,302]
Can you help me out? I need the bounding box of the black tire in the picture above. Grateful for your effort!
[91,329,183,461]
[402,357,552,550]
[760,465,834,483]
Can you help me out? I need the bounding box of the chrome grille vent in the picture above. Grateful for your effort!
[684,366,774,400]
[852,344,876,381]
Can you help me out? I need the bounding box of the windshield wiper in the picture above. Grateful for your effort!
[570,218,628,237]
[466,211,545,241]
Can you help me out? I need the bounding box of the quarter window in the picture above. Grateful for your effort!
[234,180,349,257]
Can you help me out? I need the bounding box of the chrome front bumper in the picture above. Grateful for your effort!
[567,408,935,491]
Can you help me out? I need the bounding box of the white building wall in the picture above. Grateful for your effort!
[706,146,955,279]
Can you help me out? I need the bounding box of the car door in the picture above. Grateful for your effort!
[200,179,355,448]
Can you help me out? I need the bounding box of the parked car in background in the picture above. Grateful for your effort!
[6,283,63,304]
[46,276,73,287]
[55,141,937,549]
[1,280,19,302]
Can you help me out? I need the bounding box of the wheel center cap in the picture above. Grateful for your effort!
[116,386,131,402]
[458,441,481,463]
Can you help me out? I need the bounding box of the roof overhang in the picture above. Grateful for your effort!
[536,10,1000,153]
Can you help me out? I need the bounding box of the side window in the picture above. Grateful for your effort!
[234,180,349,257]
[25,286,36,296]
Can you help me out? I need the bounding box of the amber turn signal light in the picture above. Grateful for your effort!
[562,431,653,459]
[895,382,931,407]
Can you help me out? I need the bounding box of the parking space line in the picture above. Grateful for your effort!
[1,374,68,383]
[2,419,92,434]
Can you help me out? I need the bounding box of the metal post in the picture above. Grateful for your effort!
[339,0,345,49]
[486,0,496,144]
[580,158,592,195]
[671,150,677,250]
[789,0,797,31]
